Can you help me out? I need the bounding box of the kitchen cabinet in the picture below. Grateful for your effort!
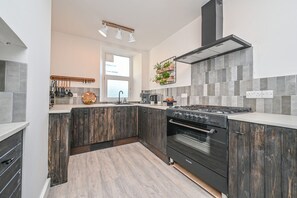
[48,113,70,186]
[0,131,23,197]
[71,106,138,148]
[228,120,297,198]
[138,107,167,157]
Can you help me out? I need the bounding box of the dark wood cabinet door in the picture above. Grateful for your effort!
[48,113,70,186]
[228,120,297,198]
[113,106,138,140]
[71,108,90,147]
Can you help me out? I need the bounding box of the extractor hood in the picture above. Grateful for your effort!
[0,17,27,48]
[175,0,251,64]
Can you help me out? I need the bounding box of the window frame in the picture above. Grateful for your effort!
[102,53,133,102]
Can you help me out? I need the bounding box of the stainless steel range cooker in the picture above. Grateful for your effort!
[166,105,251,195]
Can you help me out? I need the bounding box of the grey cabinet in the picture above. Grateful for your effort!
[0,131,23,198]
[228,120,297,198]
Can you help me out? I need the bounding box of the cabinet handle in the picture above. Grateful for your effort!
[1,157,15,165]
[235,131,245,135]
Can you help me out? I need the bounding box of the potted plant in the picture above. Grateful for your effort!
[154,63,163,73]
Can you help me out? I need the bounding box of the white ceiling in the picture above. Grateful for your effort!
[52,0,208,51]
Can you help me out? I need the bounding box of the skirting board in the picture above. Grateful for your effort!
[172,163,222,198]
[39,178,51,198]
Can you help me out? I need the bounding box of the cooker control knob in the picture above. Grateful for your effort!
[193,115,199,120]
[185,113,189,118]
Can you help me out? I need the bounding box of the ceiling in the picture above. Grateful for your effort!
[52,0,208,51]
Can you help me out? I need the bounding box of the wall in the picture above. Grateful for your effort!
[52,31,146,101]
[148,17,201,90]
[0,0,51,197]
[51,31,101,88]
[150,48,297,116]
[223,0,297,78]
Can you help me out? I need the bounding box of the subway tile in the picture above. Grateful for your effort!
[264,99,273,114]
[203,84,208,96]
[237,65,243,81]
[215,83,221,96]
[253,79,260,91]
[285,75,296,95]
[272,96,282,114]
[267,77,277,91]
[281,96,291,115]
[260,78,268,90]
[0,61,5,91]
[234,81,240,96]
[291,95,297,116]
[19,64,27,93]
[207,84,215,96]
[12,93,26,122]
[276,76,286,96]
[224,54,229,68]
[227,81,235,96]
[5,62,20,92]
[0,92,13,124]
[256,99,265,113]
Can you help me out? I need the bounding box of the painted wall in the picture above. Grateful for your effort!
[51,31,101,88]
[0,0,51,197]
[149,0,297,86]
[224,0,297,78]
[52,31,146,101]
[148,17,201,90]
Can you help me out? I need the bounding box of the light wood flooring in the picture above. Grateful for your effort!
[48,142,212,198]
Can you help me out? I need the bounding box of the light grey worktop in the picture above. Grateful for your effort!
[228,112,297,130]
[49,103,169,114]
[0,122,29,142]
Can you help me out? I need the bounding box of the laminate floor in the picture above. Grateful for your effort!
[48,142,212,198]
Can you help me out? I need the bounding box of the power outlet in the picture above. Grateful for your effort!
[262,90,274,98]
[246,91,262,98]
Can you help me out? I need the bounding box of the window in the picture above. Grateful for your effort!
[103,54,132,101]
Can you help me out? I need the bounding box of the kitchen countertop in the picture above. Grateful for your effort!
[228,112,297,130]
[49,103,169,114]
[0,122,29,142]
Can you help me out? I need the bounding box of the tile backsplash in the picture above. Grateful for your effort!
[54,87,100,105]
[147,48,297,116]
[0,60,27,123]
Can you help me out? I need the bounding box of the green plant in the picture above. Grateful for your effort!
[163,61,172,68]
[154,63,162,70]
[162,71,170,78]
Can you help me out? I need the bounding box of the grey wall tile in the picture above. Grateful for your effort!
[253,79,260,91]
[203,84,208,96]
[264,99,273,114]
[234,81,240,96]
[256,99,265,113]
[0,61,5,91]
[12,93,26,122]
[209,70,217,84]
[222,69,227,82]
[291,95,297,116]
[231,96,238,107]
[285,75,296,95]
[20,64,27,93]
[242,65,253,80]
[5,62,20,92]
[237,65,243,81]
[215,83,221,96]
[207,84,215,96]
[220,82,227,96]
[191,85,203,96]
[267,77,277,91]
[214,56,224,70]
[189,96,200,105]
[240,80,253,96]
[0,92,13,124]
[209,96,221,106]
[243,97,256,111]
[281,96,291,115]
[227,81,235,96]
[272,96,281,114]
[237,96,244,107]
[260,78,268,90]
[276,76,286,96]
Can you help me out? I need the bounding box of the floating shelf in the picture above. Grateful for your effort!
[50,75,95,83]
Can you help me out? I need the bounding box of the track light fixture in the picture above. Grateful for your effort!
[98,20,136,42]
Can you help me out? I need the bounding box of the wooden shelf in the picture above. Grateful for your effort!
[50,75,95,83]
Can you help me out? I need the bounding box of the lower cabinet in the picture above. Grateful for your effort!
[71,107,138,148]
[0,131,23,198]
[48,113,70,186]
[228,120,297,198]
[138,107,167,158]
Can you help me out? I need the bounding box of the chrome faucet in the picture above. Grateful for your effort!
[118,90,123,104]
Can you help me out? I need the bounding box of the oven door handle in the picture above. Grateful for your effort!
[169,119,216,134]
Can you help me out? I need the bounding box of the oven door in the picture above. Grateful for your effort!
[167,118,227,178]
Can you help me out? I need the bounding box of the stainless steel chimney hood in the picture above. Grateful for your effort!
[175,0,251,64]
[174,34,251,64]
